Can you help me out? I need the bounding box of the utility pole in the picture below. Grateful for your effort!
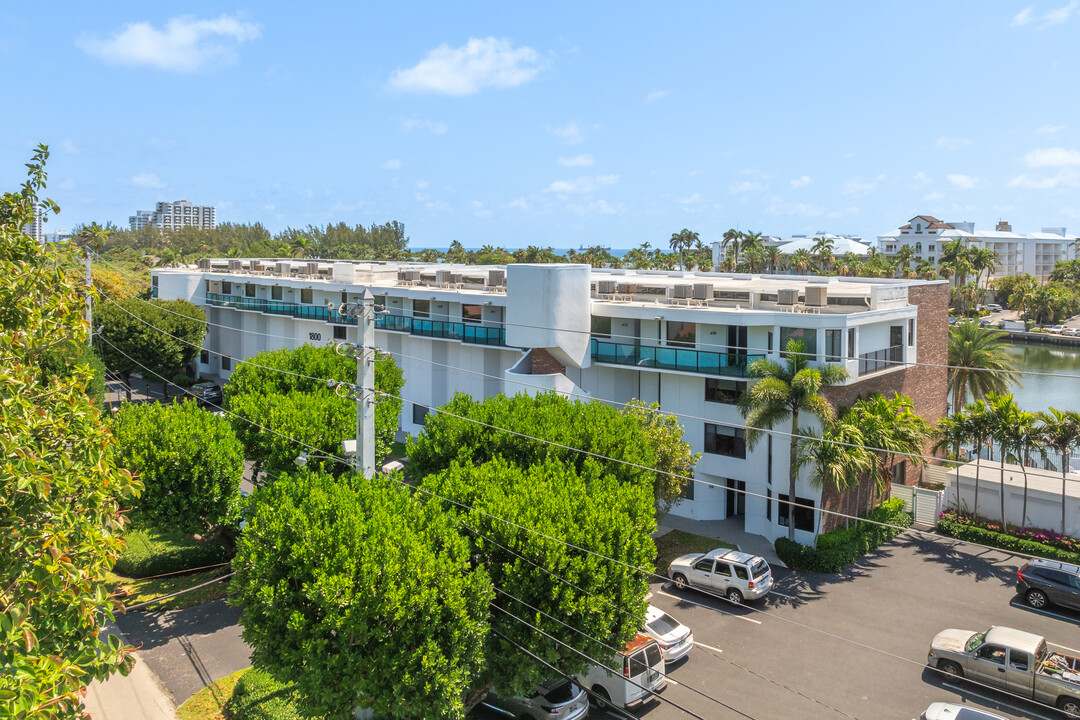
[332,289,376,477]
[84,247,93,343]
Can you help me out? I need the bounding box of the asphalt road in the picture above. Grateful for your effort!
[646,531,1080,720]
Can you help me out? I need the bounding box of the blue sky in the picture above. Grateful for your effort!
[5,2,1080,249]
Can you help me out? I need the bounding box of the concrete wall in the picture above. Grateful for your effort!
[505,264,592,368]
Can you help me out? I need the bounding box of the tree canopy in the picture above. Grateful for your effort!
[1,145,141,718]
[112,399,245,534]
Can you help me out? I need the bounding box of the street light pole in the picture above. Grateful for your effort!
[356,289,375,477]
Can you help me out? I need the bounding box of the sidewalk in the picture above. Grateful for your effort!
[657,513,786,568]
[82,624,176,720]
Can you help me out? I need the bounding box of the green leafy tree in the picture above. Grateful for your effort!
[1,145,141,719]
[421,457,655,700]
[407,392,696,511]
[1038,408,1080,535]
[947,320,1020,413]
[739,339,849,541]
[224,345,404,475]
[112,399,244,533]
[232,470,493,719]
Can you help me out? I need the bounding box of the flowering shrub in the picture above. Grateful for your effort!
[938,509,1080,563]
[939,509,1080,554]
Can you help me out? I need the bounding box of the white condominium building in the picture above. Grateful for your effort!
[878,216,1077,282]
[153,260,948,544]
[22,202,44,243]
[129,201,216,232]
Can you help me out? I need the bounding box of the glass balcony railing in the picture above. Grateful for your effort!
[205,293,506,346]
[590,338,761,377]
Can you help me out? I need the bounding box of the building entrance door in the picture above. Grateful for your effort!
[726,479,746,518]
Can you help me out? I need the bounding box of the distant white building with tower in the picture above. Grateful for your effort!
[129,201,216,232]
[22,202,44,242]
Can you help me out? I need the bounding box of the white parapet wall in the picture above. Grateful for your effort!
[155,271,203,303]
[505,263,592,369]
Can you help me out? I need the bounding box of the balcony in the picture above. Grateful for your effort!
[590,338,762,378]
[858,345,902,375]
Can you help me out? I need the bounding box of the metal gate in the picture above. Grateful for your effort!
[890,483,943,526]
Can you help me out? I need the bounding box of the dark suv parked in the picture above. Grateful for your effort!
[191,381,223,408]
[1016,558,1080,610]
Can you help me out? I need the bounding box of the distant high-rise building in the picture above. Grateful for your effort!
[22,202,44,242]
[44,229,72,244]
[129,201,216,232]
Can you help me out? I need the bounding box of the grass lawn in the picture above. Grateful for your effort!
[654,530,737,573]
[388,440,407,459]
[107,567,232,613]
[177,668,249,720]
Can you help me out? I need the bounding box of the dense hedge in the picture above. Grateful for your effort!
[224,669,304,720]
[937,516,1080,563]
[114,526,232,578]
[775,499,913,572]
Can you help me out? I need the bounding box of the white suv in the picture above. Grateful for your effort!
[668,549,773,604]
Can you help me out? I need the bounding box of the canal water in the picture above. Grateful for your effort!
[1002,342,1080,414]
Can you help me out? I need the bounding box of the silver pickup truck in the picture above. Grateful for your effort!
[928,626,1080,717]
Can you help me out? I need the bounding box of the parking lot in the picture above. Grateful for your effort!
[628,531,1080,720]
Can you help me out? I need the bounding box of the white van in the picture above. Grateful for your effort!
[578,633,666,711]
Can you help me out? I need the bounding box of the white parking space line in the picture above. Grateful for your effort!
[942,682,1058,720]
[769,590,798,600]
[666,678,679,686]
[1051,642,1080,657]
[693,641,723,654]
[1009,599,1079,625]
[655,588,762,624]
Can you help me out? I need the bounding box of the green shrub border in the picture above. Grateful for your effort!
[224,668,303,720]
[115,526,232,578]
[936,516,1080,563]
[775,499,913,573]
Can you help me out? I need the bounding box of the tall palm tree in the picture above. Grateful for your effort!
[765,245,784,274]
[669,228,699,270]
[962,400,995,517]
[721,228,742,266]
[739,339,849,541]
[915,260,938,280]
[934,411,968,463]
[986,394,1020,529]
[743,240,767,273]
[947,321,1021,414]
[844,393,931,515]
[789,248,813,275]
[970,246,1000,295]
[795,422,873,535]
[1038,408,1080,535]
[895,245,916,276]
[812,236,836,275]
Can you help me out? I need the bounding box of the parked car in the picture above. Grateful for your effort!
[1016,558,1080,610]
[191,381,223,407]
[1065,327,1080,337]
[921,702,1006,719]
[482,678,589,720]
[986,304,1003,313]
[668,548,773,604]
[578,633,665,712]
[1049,325,1066,334]
[641,604,693,663]
[927,626,1080,717]
[978,320,993,328]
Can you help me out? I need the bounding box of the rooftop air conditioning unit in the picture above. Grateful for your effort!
[487,269,505,286]
[597,280,617,294]
[693,283,713,300]
[616,283,635,294]
[673,284,693,299]
[228,259,242,271]
[198,258,211,270]
[450,273,463,284]
[436,269,451,284]
[778,289,799,306]
[276,261,290,275]
[306,261,320,275]
[805,286,827,307]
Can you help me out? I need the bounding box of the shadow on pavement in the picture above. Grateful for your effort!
[891,532,1020,586]
[117,597,242,651]
[919,664,1052,719]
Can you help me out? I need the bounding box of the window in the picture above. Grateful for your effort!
[205,280,211,294]
[341,291,349,304]
[222,281,232,295]
[908,319,915,346]
[413,300,430,318]
[462,304,482,323]
[705,424,746,458]
[766,490,772,521]
[705,378,746,404]
[1010,652,1030,672]
[733,565,749,581]
[627,651,649,679]
[891,460,907,484]
[245,283,255,298]
[780,327,817,357]
[693,558,713,572]
[767,331,774,352]
[300,288,313,304]
[847,328,856,359]
[976,645,1006,666]
[915,223,922,232]
[667,321,696,347]
[412,403,430,425]
[333,326,347,340]
[767,434,773,486]
[778,494,815,532]
[825,329,842,362]
[591,316,611,338]
[271,286,282,300]
[915,242,922,252]
[928,245,936,252]
[221,356,232,371]
[680,476,695,500]
[714,562,732,577]
[200,349,209,364]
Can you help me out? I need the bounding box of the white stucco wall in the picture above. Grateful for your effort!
[505,264,592,368]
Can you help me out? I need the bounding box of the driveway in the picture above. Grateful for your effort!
[117,598,251,706]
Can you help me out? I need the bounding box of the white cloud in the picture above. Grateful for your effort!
[936,136,971,150]
[548,122,584,145]
[1013,6,1035,25]
[645,90,670,103]
[401,118,448,135]
[912,171,933,187]
[415,179,429,189]
[56,178,76,191]
[557,154,594,167]
[58,138,78,154]
[1037,123,1066,134]
[471,201,492,219]
[506,197,529,210]
[678,193,703,205]
[567,199,625,216]
[789,175,812,189]
[77,14,261,73]
[543,175,618,194]
[1009,168,1080,189]
[1023,146,1080,167]
[729,180,765,194]
[923,191,945,201]
[1043,0,1079,25]
[765,196,824,217]
[263,204,275,211]
[947,173,979,189]
[842,174,885,197]
[380,158,402,170]
[131,172,164,188]
[388,37,542,95]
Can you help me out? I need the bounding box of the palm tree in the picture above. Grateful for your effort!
[789,248,813,275]
[895,245,916,276]
[970,246,1000,295]
[669,228,699,270]
[1038,408,1080,535]
[743,240,767,273]
[289,235,310,258]
[1008,408,1040,532]
[812,236,836,275]
[795,423,873,535]
[962,400,995,517]
[934,411,968,463]
[915,260,938,280]
[765,246,784,274]
[721,228,742,266]
[844,393,932,515]
[947,321,1021,414]
[739,339,849,541]
[986,393,1020,529]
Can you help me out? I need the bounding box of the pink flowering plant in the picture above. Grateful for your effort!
[940,508,1080,555]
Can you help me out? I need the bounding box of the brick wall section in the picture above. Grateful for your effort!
[818,281,950,531]
[530,348,566,375]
